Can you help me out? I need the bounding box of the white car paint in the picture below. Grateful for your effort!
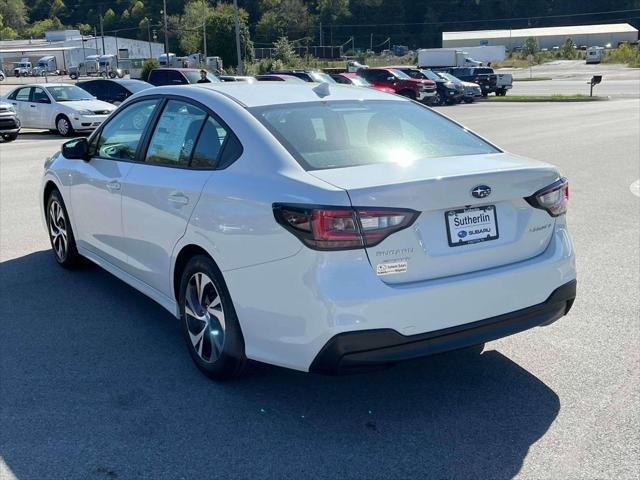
[3,83,115,134]
[41,83,576,373]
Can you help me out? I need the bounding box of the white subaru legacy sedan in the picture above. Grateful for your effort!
[41,83,576,379]
[4,83,115,136]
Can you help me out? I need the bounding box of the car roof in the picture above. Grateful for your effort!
[141,83,405,108]
[151,68,201,72]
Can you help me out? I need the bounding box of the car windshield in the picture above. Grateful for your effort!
[183,71,221,84]
[46,85,94,101]
[251,100,499,171]
[418,69,441,81]
[349,76,371,87]
[389,69,411,79]
[309,72,337,84]
[122,81,152,93]
[438,72,460,83]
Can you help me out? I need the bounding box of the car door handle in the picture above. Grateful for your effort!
[168,192,189,205]
[30,104,36,108]
[106,181,121,192]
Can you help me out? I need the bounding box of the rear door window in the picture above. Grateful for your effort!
[190,116,229,169]
[145,100,207,166]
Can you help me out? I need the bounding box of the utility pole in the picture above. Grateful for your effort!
[94,26,99,53]
[202,0,207,61]
[162,0,169,54]
[370,33,373,51]
[232,0,243,75]
[147,20,153,58]
[99,8,105,55]
[114,31,119,67]
[319,21,323,47]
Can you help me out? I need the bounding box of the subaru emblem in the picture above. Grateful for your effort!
[471,185,492,199]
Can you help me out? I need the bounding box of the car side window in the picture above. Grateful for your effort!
[190,116,229,168]
[145,100,207,166]
[96,99,160,161]
[31,87,50,103]
[166,71,185,84]
[12,87,31,101]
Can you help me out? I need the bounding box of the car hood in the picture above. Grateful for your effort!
[59,99,115,113]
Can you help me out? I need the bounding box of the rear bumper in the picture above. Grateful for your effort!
[310,280,576,374]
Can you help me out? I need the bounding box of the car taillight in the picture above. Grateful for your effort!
[273,204,419,250]
[525,177,569,217]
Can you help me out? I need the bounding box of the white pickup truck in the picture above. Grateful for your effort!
[495,73,513,96]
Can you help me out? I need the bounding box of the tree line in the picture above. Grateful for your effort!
[1,0,638,68]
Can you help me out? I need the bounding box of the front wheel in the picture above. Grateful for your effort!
[56,115,74,137]
[179,255,247,380]
[46,189,82,268]
[2,133,18,141]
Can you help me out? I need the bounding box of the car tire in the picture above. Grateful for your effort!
[179,255,247,380]
[55,115,74,137]
[430,93,442,106]
[2,133,18,141]
[464,98,474,104]
[46,189,82,269]
[108,71,116,79]
[69,72,78,80]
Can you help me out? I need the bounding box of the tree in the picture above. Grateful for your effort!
[0,12,18,39]
[561,37,576,59]
[273,35,297,64]
[206,3,253,68]
[141,58,159,81]
[0,0,27,31]
[522,36,539,57]
[317,0,350,23]
[103,8,116,28]
[255,0,314,43]
[24,17,63,38]
[130,1,145,19]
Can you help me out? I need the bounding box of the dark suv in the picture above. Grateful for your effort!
[446,67,497,97]
[76,79,152,105]
[392,66,463,105]
[147,68,220,86]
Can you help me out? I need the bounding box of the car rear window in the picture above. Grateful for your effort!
[251,100,499,171]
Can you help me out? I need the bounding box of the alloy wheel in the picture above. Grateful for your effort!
[184,272,226,363]
[57,118,69,136]
[48,200,68,260]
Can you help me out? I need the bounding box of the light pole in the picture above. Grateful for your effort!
[202,0,208,61]
[232,0,243,75]
[162,0,169,54]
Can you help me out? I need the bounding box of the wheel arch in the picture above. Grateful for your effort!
[172,244,216,303]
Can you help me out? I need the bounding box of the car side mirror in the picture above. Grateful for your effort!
[62,137,90,161]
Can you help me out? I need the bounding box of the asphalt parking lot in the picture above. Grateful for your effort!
[1,98,639,479]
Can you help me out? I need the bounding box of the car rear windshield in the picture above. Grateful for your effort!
[474,68,494,75]
[251,100,500,171]
[183,71,220,84]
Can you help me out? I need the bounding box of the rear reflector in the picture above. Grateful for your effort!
[525,177,569,217]
[273,204,419,250]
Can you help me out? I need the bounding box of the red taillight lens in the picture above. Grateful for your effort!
[273,204,419,250]
[525,177,569,217]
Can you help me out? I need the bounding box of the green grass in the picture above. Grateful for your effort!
[484,94,607,102]
[513,77,552,81]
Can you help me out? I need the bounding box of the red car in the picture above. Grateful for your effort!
[357,68,436,102]
[330,73,395,94]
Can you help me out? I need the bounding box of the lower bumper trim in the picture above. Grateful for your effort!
[309,280,576,375]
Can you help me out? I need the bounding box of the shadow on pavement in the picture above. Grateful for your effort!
[0,250,560,480]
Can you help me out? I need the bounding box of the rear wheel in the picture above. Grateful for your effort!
[56,115,74,137]
[46,189,82,268]
[179,255,247,380]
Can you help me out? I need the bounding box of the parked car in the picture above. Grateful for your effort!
[329,72,395,93]
[3,84,115,136]
[254,74,306,83]
[446,67,497,97]
[77,79,153,105]
[437,71,482,103]
[391,66,463,105]
[147,68,220,86]
[268,70,336,84]
[357,67,436,102]
[40,83,577,379]
[0,101,20,141]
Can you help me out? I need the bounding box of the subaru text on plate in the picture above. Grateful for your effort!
[40,83,576,379]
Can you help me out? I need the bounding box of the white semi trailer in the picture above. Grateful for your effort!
[418,49,482,68]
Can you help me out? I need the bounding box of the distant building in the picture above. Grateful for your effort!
[442,23,639,50]
[0,29,163,73]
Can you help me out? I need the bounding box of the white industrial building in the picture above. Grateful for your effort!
[0,29,164,73]
[442,23,639,50]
